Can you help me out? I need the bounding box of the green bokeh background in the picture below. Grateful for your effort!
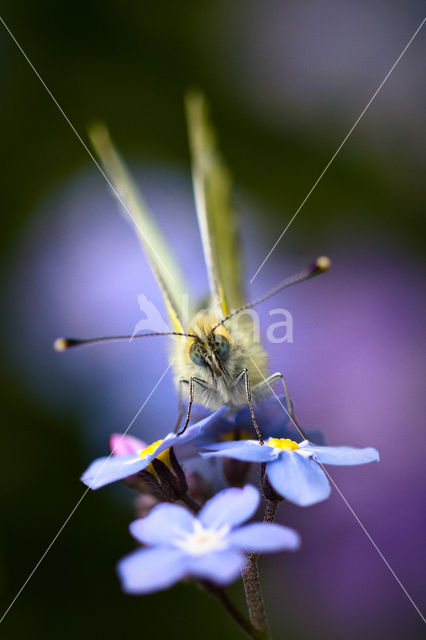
[0,2,424,639]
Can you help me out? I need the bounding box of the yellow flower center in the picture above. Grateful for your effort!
[267,437,299,451]
[139,440,163,459]
[138,439,172,476]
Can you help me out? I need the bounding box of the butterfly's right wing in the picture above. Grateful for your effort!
[89,124,191,332]
[185,91,244,318]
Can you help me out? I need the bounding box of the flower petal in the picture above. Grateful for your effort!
[155,406,229,455]
[80,455,146,490]
[199,485,260,529]
[201,440,259,450]
[267,454,331,506]
[129,504,197,545]
[109,433,146,456]
[201,441,275,463]
[228,523,301,553]
[117,547,186,594]
[81,407,229,490]
[301,442,380,466]
[188,550,243,585]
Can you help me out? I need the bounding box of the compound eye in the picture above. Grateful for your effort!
[214,334,230,361]
[189,342,207,366]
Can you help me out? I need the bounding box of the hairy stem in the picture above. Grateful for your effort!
[241,497,279,638]
[263,499,278,523]
[241,554,269,639]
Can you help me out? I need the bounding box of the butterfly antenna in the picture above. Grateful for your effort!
[213,256,331,330]
[54,331,196,351]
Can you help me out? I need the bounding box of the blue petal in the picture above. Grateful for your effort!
[117,547,187,594]
[81,407,229,490]
[192,417,240,447]
[165,406,229,450]
[129,504,197,545]
[201,440,259,451]
[80,455,147,490]
[199,485,260,529]
[267,454,331,506]
[188,550,243,585]
[201,441,276,463]
[302,443,380,466]
[228,523,301,553]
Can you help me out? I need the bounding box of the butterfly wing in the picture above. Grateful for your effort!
[185,91,244,318]
[89,123,191,332]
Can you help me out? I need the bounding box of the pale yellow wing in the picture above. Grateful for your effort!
[89,123,191,332]
[185,91,244,318]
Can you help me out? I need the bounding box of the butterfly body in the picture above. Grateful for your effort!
[56,92,329,441]
[172,309,268,411]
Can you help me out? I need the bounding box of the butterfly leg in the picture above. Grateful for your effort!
[252,372,308,440]
[233,369,264,444]
[173,379,186,433]
[176,376,212,436]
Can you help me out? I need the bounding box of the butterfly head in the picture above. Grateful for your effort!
[184,312,233,378]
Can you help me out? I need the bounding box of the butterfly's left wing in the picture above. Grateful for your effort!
[185,91,244,318]
[89,123,192,332]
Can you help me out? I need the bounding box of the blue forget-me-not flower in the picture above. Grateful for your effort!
[117,485,300,593]
[202,437,379,506]
[80,407,227,490]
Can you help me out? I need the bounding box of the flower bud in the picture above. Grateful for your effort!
[109,433,146,456]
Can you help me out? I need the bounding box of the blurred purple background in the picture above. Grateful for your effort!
[4,163,426,639]
[1,1,425,638]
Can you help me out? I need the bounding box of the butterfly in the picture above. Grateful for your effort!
[55,91,330,441]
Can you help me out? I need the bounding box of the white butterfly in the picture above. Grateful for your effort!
[55,92,330,440]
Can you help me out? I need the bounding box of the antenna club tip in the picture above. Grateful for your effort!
[314,256,331,272]
[54,338,71,352]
